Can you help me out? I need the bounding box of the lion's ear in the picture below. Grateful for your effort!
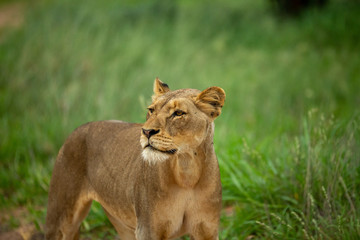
[153,77,170,97]
[195,87,226,120]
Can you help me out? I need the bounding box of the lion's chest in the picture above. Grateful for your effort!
[151,187,209,238]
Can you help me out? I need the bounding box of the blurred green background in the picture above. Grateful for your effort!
[1,0,359,239]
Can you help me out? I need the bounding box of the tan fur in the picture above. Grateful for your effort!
[45,78,226,240]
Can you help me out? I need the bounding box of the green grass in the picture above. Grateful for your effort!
[1,0,359,239]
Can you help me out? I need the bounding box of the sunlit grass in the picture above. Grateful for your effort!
[1,0,359,238]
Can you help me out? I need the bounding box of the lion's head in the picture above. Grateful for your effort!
[140,78,225,164]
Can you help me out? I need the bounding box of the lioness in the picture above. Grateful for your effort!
[45,78,226,240]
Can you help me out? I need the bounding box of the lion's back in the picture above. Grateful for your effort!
[84,121,144,210]
[57,120,143,173]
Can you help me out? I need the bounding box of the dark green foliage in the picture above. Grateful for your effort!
[270,0,328,16]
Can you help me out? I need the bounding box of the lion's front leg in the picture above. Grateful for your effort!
[190,221,220,240]
[188,196,221,240]
[135,218,178,240]
[135,224,161,240]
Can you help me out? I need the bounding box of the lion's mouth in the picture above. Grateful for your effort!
[145,144,177,154]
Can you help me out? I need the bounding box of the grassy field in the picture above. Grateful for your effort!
[1,0,360,239]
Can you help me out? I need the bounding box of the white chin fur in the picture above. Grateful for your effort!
[142,148,169,164]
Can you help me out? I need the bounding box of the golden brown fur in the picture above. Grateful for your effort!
[45,78,226,240]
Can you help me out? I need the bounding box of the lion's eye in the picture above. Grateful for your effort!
[148,108,154,114]
[173,110,185,117]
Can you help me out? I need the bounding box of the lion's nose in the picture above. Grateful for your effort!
[142,128,160,139]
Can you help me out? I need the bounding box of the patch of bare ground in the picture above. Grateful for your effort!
[223,205,235,217]
[0,207,43,240]
[0,2,24,29]
[0,2,24,42]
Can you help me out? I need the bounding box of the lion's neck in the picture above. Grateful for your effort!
[170,123,215,188]
[170,151,202,188]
